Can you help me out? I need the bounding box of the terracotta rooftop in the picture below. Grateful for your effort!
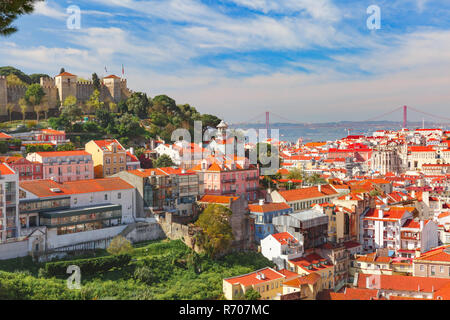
[20,177,134,197]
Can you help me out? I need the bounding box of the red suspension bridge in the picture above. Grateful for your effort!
[231,105,450,130]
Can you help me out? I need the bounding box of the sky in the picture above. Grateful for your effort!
[1,0,450,124]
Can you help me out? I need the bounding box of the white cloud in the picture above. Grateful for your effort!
[32,1,66,20]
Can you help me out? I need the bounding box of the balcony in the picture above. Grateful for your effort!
[223,189,237,194]
[245,176,258,181]
[222,178,236,183]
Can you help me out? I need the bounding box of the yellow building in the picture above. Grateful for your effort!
[85,139,127,178]
[223,267,285,300]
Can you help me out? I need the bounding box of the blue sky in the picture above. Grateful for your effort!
[1,0,450,123]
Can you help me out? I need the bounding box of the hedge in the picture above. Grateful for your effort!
[43,254,131,277]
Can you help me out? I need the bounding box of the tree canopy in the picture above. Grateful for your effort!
[195,204,234,258]
[153,154,175,168]
[0,0,43,36]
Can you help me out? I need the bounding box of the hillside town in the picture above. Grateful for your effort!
[2,81,450,300]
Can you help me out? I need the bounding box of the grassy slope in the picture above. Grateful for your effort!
[0,239,273,300]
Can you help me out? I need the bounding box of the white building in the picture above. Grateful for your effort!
[18,177,136,251]
[0,163,20,242]
[261,232,303,269]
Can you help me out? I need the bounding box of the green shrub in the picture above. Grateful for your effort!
[43,254,131,277]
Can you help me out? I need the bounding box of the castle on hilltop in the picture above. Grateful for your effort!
[0,71,132,120]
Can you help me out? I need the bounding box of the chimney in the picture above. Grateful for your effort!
[420,220,424,230]
[383,197,388,205]
[259,199,265,206]
[378,209,383,219]
[318,184,322,193]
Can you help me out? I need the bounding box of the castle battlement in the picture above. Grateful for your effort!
[7,85,28,90]
[77,81,94,85]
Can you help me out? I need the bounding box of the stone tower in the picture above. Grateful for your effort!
[0,76,7,116]
[102,75,122,103]
[55,71,77,105]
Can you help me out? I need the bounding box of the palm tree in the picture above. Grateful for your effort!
[6,103,15,122]
[19,98,27,123]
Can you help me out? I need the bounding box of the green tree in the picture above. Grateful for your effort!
[48,115,70,131]
[29,73,50,84]
[0,0,43,36]
[153,154,175,168]
[287,168,303,180]
[199,114,221,135]
[244,288,261,300]
[6,103,14,122]
[61,96,82,123]
[0,141,8,154]
[195,204,234,258]
[18,98,27,122]
[92,73,100,90]
[6,74,27,86]
[107,236,133,255]
[126,92,150,119]
[56,142,75,151]
[25,84,45,109]
[117,100,128,114]
[0,66,31,84]
[95,105,114,129]
[86,89,103,113]
[305,173,326,186]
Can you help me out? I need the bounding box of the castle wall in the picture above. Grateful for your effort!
[0,73,132,120]
[7,85,28,112]
[76,82,95,102]
[0,76,7,116]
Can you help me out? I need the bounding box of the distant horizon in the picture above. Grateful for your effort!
[0,0,449,123]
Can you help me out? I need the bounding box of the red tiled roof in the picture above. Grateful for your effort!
[34,150,90,158]
[224,267,285,286]
[0,163,15,175]
[357,274,450,292]
[415,245,450,263]
[278,185,338,202]
[248,202,291,213]
[92,139,124,151]
[56,71,76,77]
[284,273,321,287]
[364,207,414,221]
[198,195,239,204]
[271,232,298,245]
[20,177,134,197]
[328,288,379,300]
[103,74,120,79]
[0,132,12,139]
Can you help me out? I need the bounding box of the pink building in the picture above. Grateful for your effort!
[26,150,94,183]
[35,129,67,144]
[192,158,260,201]
[0,156,43,181]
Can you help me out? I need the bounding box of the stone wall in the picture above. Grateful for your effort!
[0,239,29,260]
[157,212,204,253]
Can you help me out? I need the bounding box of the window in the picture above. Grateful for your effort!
[431,266,435,276]
[104,194,108,200]
[440,266,444,273]
[118,192,121,199]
